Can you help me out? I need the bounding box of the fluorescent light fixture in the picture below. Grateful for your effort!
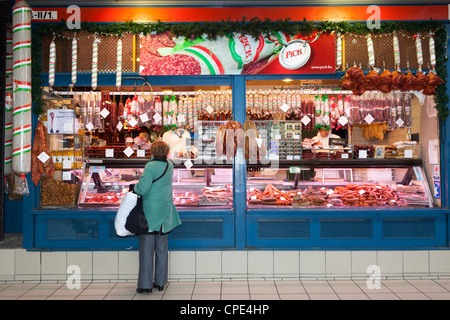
[282,78,293,82]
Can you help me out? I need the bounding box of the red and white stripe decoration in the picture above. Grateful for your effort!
[12,0,32,175]
[48,38,56,87]
[91,37,99,90]
[4,27,13,176]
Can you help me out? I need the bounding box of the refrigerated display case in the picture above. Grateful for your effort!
[246,160,434,209]
[78,159,233,209]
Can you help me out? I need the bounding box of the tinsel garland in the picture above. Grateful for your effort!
[31,18,448,120]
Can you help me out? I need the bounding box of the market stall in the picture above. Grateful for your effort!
[6,2,450,250]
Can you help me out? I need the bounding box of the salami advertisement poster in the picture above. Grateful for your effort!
[139,31,335,76]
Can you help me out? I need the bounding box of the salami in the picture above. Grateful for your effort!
[12,0,32,176]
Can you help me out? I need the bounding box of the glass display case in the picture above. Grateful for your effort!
[39,98,84,208]
[78,160,233,209]
[246,160,434,209]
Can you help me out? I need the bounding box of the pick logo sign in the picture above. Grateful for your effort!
[279,40,311,70]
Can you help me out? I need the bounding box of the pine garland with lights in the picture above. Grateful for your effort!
[31,18,448,119]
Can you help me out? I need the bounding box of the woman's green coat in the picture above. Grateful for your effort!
[134,159,181,233]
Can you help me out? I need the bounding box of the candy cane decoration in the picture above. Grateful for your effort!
[415,33,423,72]
[12,0,32,176]
[70,37,77,87]
[91,37,98,90]
[48,38,56,87]
[393,32,400,70]
[336,32,342,70]
[366,34,375,68]
[4,27,13,176]
[429,32,436,71]
[116,38,122,89]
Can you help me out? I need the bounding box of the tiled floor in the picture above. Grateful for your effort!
[1,279,450,300]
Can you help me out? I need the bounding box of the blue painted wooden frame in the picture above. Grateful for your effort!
[24,20,450,250]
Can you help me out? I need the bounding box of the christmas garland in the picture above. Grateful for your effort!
[31,18,448,119]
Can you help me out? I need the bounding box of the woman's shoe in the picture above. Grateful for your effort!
[136,288,152,294]
[153,283,164,291]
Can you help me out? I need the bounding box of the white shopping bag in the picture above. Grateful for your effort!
[114,191,138,237]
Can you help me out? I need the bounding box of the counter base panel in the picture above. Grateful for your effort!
[246,210,448,249]
[34,211,235,250]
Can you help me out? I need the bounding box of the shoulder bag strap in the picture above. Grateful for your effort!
[151,159,169,183]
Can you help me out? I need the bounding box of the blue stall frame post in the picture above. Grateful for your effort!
[17,19,450,251]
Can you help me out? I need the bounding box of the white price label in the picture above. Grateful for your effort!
[359,150,367,159]
[301,115,311,126]
[128,118,138,127]
[206,105,214,114]
[404,149,413,158]
[37,151,50,164]
[116,121,123,131]
[123,147,134,157]
[63,160,71,169]
[153,113,162,124]
[100,108,110,118]
[140,113,149,122]
[184,159,193,170]
[105,149,114,157]
[364,114,374,124]
[338,116,348,126]
[280,103,290,113]
[62,171,71,181]
[396,118,404,127]
[85,122,94,131]
[137,150,146,157]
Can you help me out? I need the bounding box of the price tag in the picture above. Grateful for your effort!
[359,150,367,159]
[338,116,348,126]
[62,171,71,181]
[128,118,138,127]
[206,105,214,114]
[100,108,110,118]
[251,195,257,200]
[358,189,365,195]
[123,147,134,157]
[280,197,286,201]
[137,150,145,157]
[396,118,404,127]
[140,113,149,122]
[105,149,114,158]
[404,149,413,158]
[293,134,300,140]
[63,160,71,169]
[184,159,193,170]
[322,114,330,124]
[275,134,282,140]
[364,114,374,124]
[153,113,162,124]
[85,122,94,131]
[37,151,50,164]
[287,155,293,160]
[341,153,349,159]
[116,121,123,131]
[280,103,290,113]
[177,114,186,123]
[301,115,311,126]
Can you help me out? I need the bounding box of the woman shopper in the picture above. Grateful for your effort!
[132,140,181,293]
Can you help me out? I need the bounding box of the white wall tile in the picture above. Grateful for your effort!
[15,249,40,281]
[351,251,377,278]
[274,251,299,278]
[326,251,351,277]
[41,252,67,280]
[118,251,138,280]
[67,251,93,281]
[403,251,429,276]
[377,251,403,277]
[0,249,15,281]
[248,251,273,279]
[169,251,195,280]
[300,251,325,278]
[430,250,450,274]
[93,251,118,280]
[196,251,221,279]
[221,251,247,279]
